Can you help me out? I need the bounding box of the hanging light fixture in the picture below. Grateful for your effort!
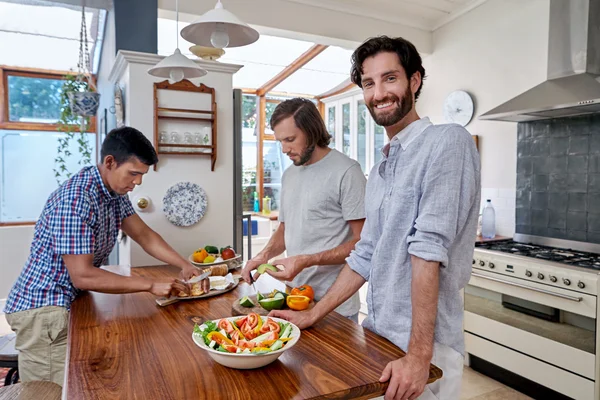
[181,0,259,49]
[148,0,207,82]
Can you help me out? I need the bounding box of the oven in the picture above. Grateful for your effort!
[464,238,600,400]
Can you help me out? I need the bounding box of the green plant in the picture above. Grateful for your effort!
[54,74,94,185]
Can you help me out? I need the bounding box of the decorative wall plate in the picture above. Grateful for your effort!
[162,182,207,226]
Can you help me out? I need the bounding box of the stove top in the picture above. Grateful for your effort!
[475,240,600,270]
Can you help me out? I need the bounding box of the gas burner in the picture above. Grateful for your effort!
[476,240,600,271]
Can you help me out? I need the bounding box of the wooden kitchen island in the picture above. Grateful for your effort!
[66,265,441,399]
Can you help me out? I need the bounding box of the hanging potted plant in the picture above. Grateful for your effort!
[53,2,96,185]
[69,2,100,117]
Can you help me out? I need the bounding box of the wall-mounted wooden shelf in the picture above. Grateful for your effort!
[153,79,218,171]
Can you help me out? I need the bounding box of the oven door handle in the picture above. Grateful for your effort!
[471,272,583,302]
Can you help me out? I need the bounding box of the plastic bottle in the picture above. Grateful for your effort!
[481,199,496,239]
[253,191,259,213]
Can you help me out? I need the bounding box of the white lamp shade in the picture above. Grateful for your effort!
[180,3,259,48]
[148,49,208,79]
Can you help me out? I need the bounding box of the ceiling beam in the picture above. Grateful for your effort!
[256,44,328,97]
[317,82,357,100]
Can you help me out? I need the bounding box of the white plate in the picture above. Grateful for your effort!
[192,316,301,369]
[188,253,242,268]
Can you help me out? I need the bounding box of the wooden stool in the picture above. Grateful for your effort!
[0,333,18,386]
[0,381,61,400]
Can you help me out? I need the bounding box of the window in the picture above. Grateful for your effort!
[326,104,336,149]
[0,67,97,225]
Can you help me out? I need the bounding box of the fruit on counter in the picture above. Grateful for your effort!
[257,263,278,274]
[220,246,232,254]
[286,295,310,311]
[256,292,264,301]
[258,297,285,311]
[204,245,219,254]
[221,247,236,260]
[203,255,216,264]
[267,290,287,300]
[290,284,314,302]
[192,248,209,263]
[240,296,255,307]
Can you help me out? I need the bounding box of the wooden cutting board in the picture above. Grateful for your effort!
[231,294,314,316]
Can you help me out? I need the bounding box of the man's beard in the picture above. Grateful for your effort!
[368,85,413,127]
[294,144,315,166]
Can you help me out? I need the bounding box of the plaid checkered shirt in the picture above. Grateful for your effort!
[4,166,136,313]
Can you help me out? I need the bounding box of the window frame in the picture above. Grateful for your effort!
[0,65,97,226]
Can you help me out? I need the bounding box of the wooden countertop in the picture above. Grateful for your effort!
[66,265,441,399]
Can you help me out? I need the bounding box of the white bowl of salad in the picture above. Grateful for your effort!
[192,313,301,369]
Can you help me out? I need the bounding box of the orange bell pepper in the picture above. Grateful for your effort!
[286,295,310,311]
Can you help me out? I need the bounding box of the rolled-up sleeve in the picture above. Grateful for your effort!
[407,127,479,267]
[347,222,374,280]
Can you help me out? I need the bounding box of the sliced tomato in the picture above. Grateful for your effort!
[237,340,257,349]
[259,318,281,334]
[242,324,257,340]
[246,313,260,329]
[234,317,247,329]
[222,344,239,353]
[218,319,235,334]
[230,330,242,345]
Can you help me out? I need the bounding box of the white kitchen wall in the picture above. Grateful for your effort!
[481,188,516,237]
[109,52,242,267]
[416,0,550,237]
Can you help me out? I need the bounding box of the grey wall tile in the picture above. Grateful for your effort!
[532,226,549,236]
[548,212,567,229]
[549,193,569,211]
[517,174,532,191]
[532,209,548,227]
[516,207,531,226]
[533,175,548,191]
[588,174,600,193]
[588,213,600,232]
[567,211,587,230]
[517,157,533,175]
[590,135,600,154]
[547,156,567,173]
[589,155,600,173]
[531,192,548,210]
[549,174,568,192]
[566,230,588,241]
[568,193,587,212]
[516,224,531,234]
[569,136,589,155]
[547,228,567,239]
[567,174,588,192]
[588,194,600,214]
[516,190,531,208]
[531,122,550,138]
[549,137,569,155]
[568,155,588,173]
[532,157,547,174]
[587,232,600,244]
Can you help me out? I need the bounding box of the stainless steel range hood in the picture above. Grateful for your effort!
[480,0,600,122]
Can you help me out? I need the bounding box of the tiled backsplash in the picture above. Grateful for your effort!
[516,114,600,243]
[481,188,516,236]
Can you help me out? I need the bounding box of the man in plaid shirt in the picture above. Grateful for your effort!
[4,126,202,386]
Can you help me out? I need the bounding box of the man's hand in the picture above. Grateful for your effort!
[379,354,431,400]
[266,255,311,281]
[268,309,317,330]
[149,279,189,297]
[241,255,269,283]
[180,264,201,281]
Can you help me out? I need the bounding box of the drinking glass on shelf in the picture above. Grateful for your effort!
[159,131,169,144]
[184,132,193,144]
[170,131,180,144]
[194,131,203,145]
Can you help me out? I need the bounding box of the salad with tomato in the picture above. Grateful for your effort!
[193,313,295,355]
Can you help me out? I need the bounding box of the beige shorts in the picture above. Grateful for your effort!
[5,306,69,387]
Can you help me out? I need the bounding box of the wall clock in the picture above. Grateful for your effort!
[443,90,474,126]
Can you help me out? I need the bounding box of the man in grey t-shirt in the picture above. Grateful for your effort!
[242,98,366,320]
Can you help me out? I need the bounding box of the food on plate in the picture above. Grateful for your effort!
[220,245,232,254]
[221,247,236,260]
[204,245,219,254]
[193,313,295,354]
[240,296,255,307]
[207,264,228,277]
[210,275,227,289]
[203,255,216,264]
[258,297,285,311]
[290,284,314,302]
[190,282,205,296]
[257,263,278,274]
[286,295,310,311]
[192,248,209,263]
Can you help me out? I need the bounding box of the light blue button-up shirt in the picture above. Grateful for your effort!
[347,117,481,355]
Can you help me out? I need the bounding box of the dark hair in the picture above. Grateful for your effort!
[270,98,331,148]
[350,36,426,100]
[100,126,159,166]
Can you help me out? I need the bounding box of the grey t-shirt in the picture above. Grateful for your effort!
[279,149,366,316]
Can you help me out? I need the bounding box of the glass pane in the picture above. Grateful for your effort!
[265,101,280,133]
[342,103,350,156]
[242,95,258,129]
[8,75,63,123]
[357,100,367,172]
[327,105,336,149]
[263,141,292,211]
[374,124,385,165]
[0,130,97,222]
